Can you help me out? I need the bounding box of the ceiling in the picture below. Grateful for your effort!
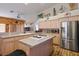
[0,3,56,24]
[0,3,56,16]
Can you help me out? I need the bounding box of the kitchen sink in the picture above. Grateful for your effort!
[33,35,41,38]
[32,34,48,41]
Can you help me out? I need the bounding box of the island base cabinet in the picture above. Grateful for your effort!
[18,38,53,56]
[1,38,15,55]
[29,39,52,56]
[0,34,33,56]
[17,42,30,56]
[14,35,32,50]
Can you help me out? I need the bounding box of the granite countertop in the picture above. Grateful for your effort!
[0,32,33,39]
[19,34,55,47]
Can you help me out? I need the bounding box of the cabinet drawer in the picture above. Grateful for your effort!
[3,38,14,42]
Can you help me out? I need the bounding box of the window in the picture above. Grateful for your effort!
[35,25,39,31]
[0,24,6,32]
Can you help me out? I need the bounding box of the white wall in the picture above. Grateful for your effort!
[40,3,69,16]
[33,19,40,31]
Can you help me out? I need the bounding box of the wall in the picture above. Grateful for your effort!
[33,19,40,31]
[39,3,69,17]
[38,3,79,18]
[23,14,38,31]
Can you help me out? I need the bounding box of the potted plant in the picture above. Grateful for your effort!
[37,13,43,18]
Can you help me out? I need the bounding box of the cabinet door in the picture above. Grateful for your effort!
[46,20,51,28]
[39,20,60,29]
[2,38,15,55]
[39,20,51,29]
[50,20,60,28]
[39,21,46,29]
[53,34,60,45]
[14,35,31,49]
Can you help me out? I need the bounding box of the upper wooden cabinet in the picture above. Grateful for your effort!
[0,16,25,24]
[50,20,60,29]
[0,16,25,32]
[39,20,60,29]
[39,15,79,29]
[39,20,51,29]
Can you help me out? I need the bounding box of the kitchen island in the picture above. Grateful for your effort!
[0,32,34,55]
[18,34,55,56]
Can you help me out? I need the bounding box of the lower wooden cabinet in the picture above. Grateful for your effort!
[1,38,15,55]
[53,34,60,45]
[0,34,33,55]
[14,35,32,50]
[1,36,26,55]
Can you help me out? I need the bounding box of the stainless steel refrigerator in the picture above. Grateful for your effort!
[60,21,79,51]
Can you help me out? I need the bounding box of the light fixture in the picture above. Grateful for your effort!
[10,10,14,13]
[17,14,20,18]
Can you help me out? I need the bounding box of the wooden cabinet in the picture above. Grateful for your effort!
[16,24,24,32]
[0,37,24,55]
[50,20,60,29]
[14,35,33,50]
[39,20,47,29]
[0,16,25,32]
[53,34,60,45]
[16,41,30,55]
[39,15,79,29]
[1,38,15,55]
[1,36,27,55]
[6,24,9,32]
[14,36,26,50]
[0,34,33,56]
[39,20,51,29]
[45,20,51,28]
[39,20,60,29]
[17,37,53,56]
